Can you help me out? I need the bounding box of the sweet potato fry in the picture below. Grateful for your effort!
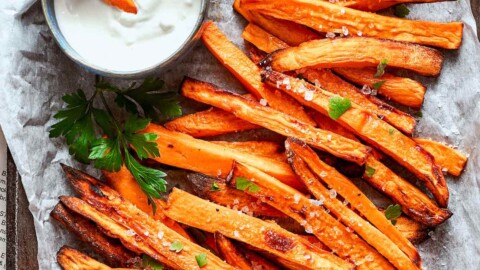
[165,107,259,137]
[242,24,289,55]
[234,0,321,46]
[142,124,304,190]
[215,233,253,270]
[51,203,139,268]
[286,139,420,267]
[329,0,452,11]
[414,138,468,176]
[390,215,430,244]
[57,246,131,270]
[241,0,463,49]
[300,68,417,134]
[333,68,426,108]
[164,188,354,270]
[364,156,452,226]
[61,166,235,270]
[229,163,394,270]
[263,37,443,76]
[188,173,286,218]
[262,71,449,207]
[181,77,370,165]
[103,166,192,241]
[211,141,285,162]
[202,21,315,126]
[241,248,281,270]
[103,0,137,14]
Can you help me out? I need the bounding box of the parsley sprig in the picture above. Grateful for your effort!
[50,77,181,211]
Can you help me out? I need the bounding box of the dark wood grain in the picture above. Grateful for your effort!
[473,0,480,36]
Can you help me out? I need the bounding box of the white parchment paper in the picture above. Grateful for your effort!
[0,0,479,269]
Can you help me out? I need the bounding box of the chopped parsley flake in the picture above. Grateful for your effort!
[236,177,261,193]
[375,59,389,78]
[195,253,208,267]
[169,241,184,253]
[385,204,402,225]
[328,96,352,120]
[394,4,410,18]
[365,166,376,177]
[211,182,221,192]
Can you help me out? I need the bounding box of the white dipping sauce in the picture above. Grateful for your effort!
[54,0,201,72]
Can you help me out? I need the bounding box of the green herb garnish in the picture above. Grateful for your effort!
[385,204,402,225]
[372,80,386,91]
[195,253,208,267]
[142,255,163,270]
[375,59,389,78]
[365,166,376,178]
[50,76,181,211]
[169,241,184,253]
[328,96,352,120]
[236,177,261,193]
[211,182,221,192]
[416,111,423,118]
[394,4,410,18]
[389,128,395,135]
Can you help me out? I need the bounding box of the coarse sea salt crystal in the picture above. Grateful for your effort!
[329,189,337,198]
[304,90,314,101]
[157,231,164,239]
[126,229,135,236]
[259,98,268,106]
[326,32,336,38]
[293,193,301,204]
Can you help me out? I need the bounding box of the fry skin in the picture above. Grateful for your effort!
[262,70,449,207]
[215,233,253,270]
[211,141,285,162]
[242,24,289,55]
[165,189,353,270]
[241,0,463,49]
[263,37,444,76]
[414,138,468,176]
[57,246,132,270]
[102,0,137,14]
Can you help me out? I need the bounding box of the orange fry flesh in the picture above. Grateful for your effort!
[215,233,253,270]
[414,138,468,176]
[103,0,137,14]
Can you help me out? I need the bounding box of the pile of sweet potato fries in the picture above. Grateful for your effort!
[54,1,467,269]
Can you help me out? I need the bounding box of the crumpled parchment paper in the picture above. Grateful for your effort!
[0,0,479,269]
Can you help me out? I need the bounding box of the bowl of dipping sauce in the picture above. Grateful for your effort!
[42,0,208,78]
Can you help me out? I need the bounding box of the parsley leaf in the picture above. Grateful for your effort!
[169,241,184,253]
[389,128,395,135]
[375,59,389,78]
[236,177,261,193]
[142,255,163,270]
[365,166,376,178]
[385,204,402,225]
[328,96,352,120]
[416,111,423,118]
[372,80,386,91]
[195,253,208,267]
[211,182,221,192]
[394,4,410,18]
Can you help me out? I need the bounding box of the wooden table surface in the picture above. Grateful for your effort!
[6,3,480,270]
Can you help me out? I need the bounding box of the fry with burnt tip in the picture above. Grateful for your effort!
[51,203,139,268]
[103,166,193,241]
[215,233,253,270]
[165,107,259,137]
[233,0,321,46]
[242,24,289,55]
[103,0,137,14]
[364,156,452,226]
[229,163,394,270]
[201,21,316,126]
[181,77,370,165]
[389,215,430,244]
[299,68,417,135]
[210,141,285,162]
[164,188,354,270]
[262,70,450,207]
[188,173,286,218]
[57,246,133,270]
[286,138,420,267]
[142,124,304,190]
[61,165,236,270]
[241,0,463,49]
[414,138,468,176]
[262,37,443,77]
[333,68,426,109]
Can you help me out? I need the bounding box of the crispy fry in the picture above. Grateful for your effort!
[241,248,281,270]
[364,156,452,226]
[102,0,137,14]
[286,139,420,267]
[328,0,451,11]
[263,37,443,76]
[300,68,417,134]
[215,233,253,270]
[143,124,304,190]
[103,166,193,241]
[414,138,468,176]
[201,21,315,126]
[333,68,426,108]
[229,163,393,270]
[164,188,354,270]
[181,77,370,165]
[390,215,430,244]
[234,0,321,46]
[242,24,289,55]
[241,0,463,49]
[57,246,132,270]
[211,141,285,162]
[61,165,235,270]
[165,107,259,137]
[51,203,139,268]
[188,173,286,218]
[262,71,449,207]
